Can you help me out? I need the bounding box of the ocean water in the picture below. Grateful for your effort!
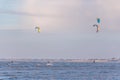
[0,61,120,80]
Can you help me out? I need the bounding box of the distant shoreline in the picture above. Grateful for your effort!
[0,58,119,63]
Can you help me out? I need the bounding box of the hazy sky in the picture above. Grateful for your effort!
[0,0,120,59]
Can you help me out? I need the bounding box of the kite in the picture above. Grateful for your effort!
[97,18,100,24]
[93,18,101,33]
[35,26,40,33]
[93,24,100,33]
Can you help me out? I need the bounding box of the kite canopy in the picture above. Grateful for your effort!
[93,18,101,33]
[97,18,100,23]
[93,24,98,27]
[93,24,100,33]
[35,26,40,33]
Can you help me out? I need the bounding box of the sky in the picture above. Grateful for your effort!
[0,0,120,59]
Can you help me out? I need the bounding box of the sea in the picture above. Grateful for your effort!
[0,61,119,80]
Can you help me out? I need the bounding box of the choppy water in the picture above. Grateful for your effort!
[0,61,120,80]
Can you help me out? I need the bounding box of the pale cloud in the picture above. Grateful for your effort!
[18,0,83,31]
